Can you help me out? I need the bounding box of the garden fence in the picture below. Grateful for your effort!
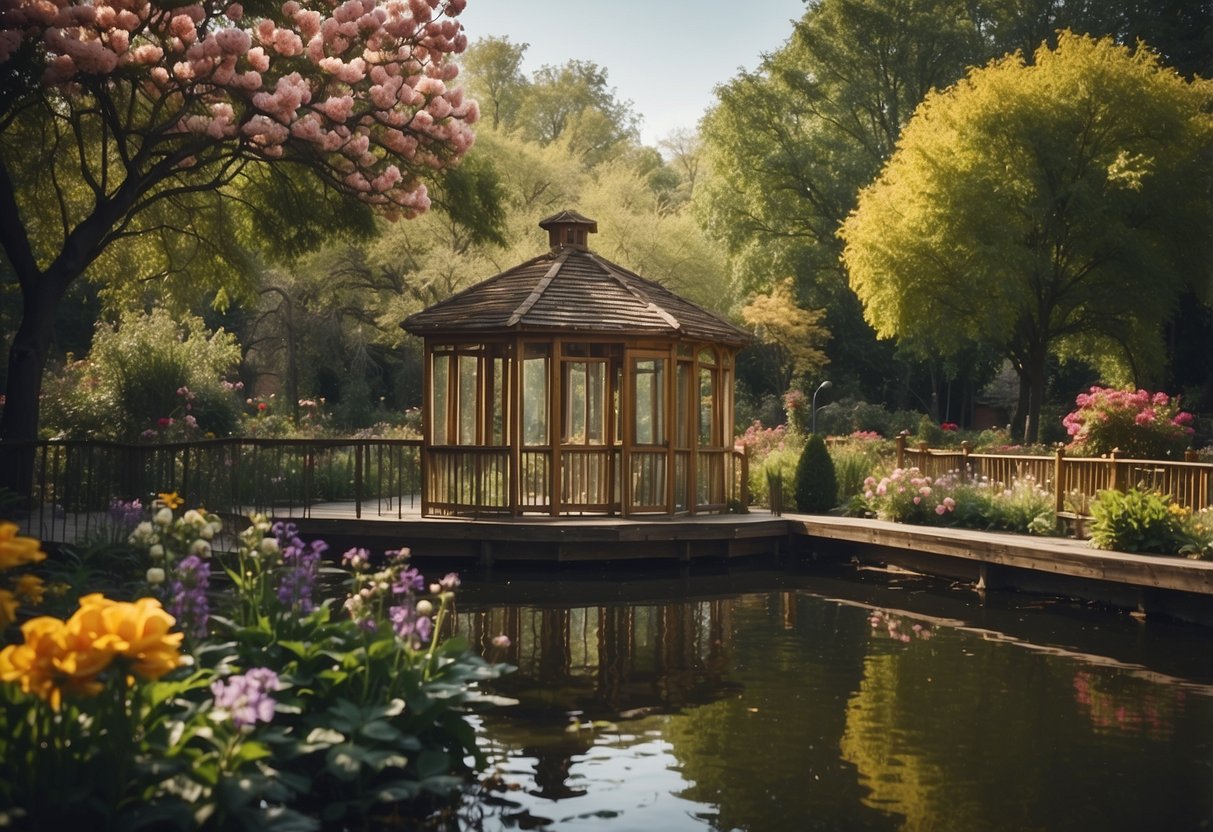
[895,434,1211,516]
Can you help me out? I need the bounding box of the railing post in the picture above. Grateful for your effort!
[960,441,971,482]
[354,441,363,519]
[1108,448,1120,492]
[1054,444,1066,516]
[895,432,907,470]
[1185,449,1198,463]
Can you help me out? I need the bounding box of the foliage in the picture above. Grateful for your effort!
[740,279,830,393]
[1089,488,1192,554]
[1063,386,1195,459]
[0,501,512,829]
[737,421,800,509]
[855,467,1056,535]
[812,399,923,439]
[828,439,885,507]
[841,33,1213,443]
[41,308,242,440]
[795,434,838,514]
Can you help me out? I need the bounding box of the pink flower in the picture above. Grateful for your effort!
[935,504,947,515]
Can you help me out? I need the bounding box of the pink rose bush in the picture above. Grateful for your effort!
[1063,387,1194,459]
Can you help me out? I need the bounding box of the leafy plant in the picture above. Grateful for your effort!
[1089,488,1191,554]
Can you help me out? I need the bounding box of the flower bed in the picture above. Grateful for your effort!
[0,498,512,829]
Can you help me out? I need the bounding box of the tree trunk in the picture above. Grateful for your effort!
[1022,345,1049,445]
[1011,370,1030,442]
[0,279,65,499]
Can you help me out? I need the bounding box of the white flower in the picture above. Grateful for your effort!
[200,524,215,540]
[154,507,174,526]
[190,539,212,558]
[258,537,279,557]
[183,509,204,526]
[416,599,434,616]
[132,521,154,540]
[149,544,165,560]
[146,567,166,585]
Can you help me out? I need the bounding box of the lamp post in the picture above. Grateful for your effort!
[811,380,832,436]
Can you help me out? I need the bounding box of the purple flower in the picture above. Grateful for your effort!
[392,566,425,596]
[342,547,371,571]
[438,572,461,591]
[389,603,433,644]
[168,555,210,640]
[211,667,280,730]
[108,498,143,531]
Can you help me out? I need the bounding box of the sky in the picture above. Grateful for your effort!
[455,0,808,147]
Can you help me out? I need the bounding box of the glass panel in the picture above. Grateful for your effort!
[431,353,449,445]
[633,358,665,446]
[698,348,716,367]
[458,354,478,445]
[523,344,549,446]
[491,356,506,445]
[586,362,604,444]
[676,362,692,449]
[699,367,717,446]
[565,362,587,443]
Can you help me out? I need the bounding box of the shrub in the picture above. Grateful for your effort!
[795,434,838,513]
[1063,386,1194,459]
[829,440,884,506]
[41,308,242,440]
[1089,488,1191,554]
[749,446,801,510]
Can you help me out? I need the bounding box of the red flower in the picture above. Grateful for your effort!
[940,422,959,431]
[257,402,267,412]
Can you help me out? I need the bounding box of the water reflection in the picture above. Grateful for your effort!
[446,568,1213,831]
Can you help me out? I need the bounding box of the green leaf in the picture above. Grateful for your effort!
[325,745,364,781]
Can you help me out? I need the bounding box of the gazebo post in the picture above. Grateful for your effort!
[509,336,521,516]
[420,340,431,517]
[550,336,562,517]
[666,341,676,514]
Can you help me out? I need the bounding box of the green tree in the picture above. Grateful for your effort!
[516,60,640,164]
[795,433,838,513]
[0,0,477,493]
[840,33,1213,443]
[461,36,530,130]
[698,0,983,405]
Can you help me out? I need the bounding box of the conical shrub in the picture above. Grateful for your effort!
[795,433,837,513]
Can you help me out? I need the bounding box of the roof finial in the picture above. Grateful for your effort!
[538,210,598,250]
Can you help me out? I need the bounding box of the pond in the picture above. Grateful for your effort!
[439,562,1213,831]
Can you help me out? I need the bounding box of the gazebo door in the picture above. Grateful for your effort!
[624,351,669,513]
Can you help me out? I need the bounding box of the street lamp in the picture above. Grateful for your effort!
[811,380,832,436]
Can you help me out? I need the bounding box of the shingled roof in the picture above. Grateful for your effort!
[402,213,750,347]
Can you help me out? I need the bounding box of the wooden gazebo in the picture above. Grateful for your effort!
[403,211,749,517]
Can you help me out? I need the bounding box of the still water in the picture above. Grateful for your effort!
[442,563,1213,832]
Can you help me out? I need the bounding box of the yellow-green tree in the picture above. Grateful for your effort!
[740,278,830,394]
[840,32,1213,442]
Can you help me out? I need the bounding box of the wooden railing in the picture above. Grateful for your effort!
[895,434,1210,514]
[6,438,422,542]
[6,439,752,537]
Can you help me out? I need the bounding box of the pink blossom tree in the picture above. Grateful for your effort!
[0,0,478,491]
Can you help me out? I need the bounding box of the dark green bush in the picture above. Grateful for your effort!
[795,434,837,513]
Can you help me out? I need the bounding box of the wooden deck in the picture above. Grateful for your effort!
[23,501,1213,623]
[288,505,1213,624]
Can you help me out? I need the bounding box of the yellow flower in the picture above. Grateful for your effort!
[0,594,184,710]
[0,589,17,629]
[65,594,184,682]
[158,492,184,510]
[0,616,82,710]
[0,523,47,571]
